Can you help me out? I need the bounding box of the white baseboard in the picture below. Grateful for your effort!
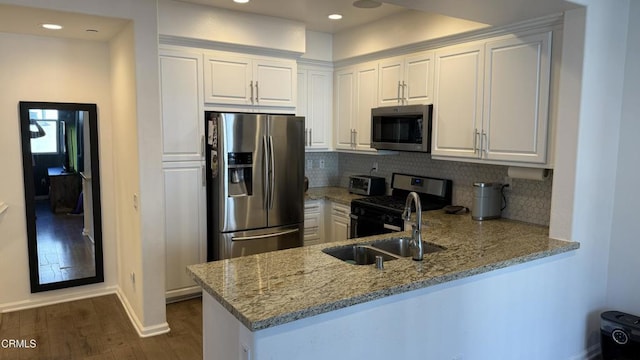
[115,288,171,338]
[166,286,202,303]
[0,286,118,313]
[1,286,171,339]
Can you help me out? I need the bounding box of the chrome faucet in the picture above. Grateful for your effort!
[403,191,424,261]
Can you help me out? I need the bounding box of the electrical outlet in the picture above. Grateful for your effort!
[306,159,313,169]
[372,162,378,172]
[319,159,325,169]
[133,193,139,210]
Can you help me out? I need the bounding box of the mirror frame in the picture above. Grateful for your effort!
[19,101,104,293]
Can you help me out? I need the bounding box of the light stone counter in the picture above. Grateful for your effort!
[304,186,364,205]
[188,210,579,332]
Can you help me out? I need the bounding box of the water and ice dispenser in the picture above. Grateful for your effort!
[227,152,252,197]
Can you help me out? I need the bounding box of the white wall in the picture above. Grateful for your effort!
[332,10,488,61]
[302,31,333,62]
[607,0,640,315]
[0,32,118,308]
[0,0,167,336]
[157,0,305,55]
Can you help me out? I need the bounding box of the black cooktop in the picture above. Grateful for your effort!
[352,195,445,213]
[351,173,453,214]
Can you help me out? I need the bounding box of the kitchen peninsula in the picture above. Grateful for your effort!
[188,210,578,360]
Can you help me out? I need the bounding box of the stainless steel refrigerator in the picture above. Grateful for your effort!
[205,111,304,260]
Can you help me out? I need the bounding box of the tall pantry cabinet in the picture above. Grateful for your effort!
[159,48,207,300]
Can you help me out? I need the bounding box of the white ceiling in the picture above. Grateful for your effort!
[175,0,410,33]
[0,4,128,42]
[177,0,580,33]
[0,0,581,42]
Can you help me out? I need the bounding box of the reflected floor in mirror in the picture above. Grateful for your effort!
[35,200,95,284]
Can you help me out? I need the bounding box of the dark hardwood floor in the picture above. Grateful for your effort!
[35,200,95,284]
[0,295,203,359]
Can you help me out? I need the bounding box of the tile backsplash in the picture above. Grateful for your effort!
[305,151,552,226]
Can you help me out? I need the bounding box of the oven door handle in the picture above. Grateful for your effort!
[383,223,402,232]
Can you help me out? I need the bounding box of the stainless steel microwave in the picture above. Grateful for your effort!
[371,104,433,152]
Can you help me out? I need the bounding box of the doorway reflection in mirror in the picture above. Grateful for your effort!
[19,102,103,292]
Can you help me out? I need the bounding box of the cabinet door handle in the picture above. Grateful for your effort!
[353,129,357,148]
[402,81,407,103]
[250,80,254,104]
[473,129,479,155]
[481,131,488,157]
[255,81,259,103]
[201,165,206,187]
[201,135,205,156]
[397,81,402,103]
[309,128,312,146]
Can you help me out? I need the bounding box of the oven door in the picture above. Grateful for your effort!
[350,214,400,239]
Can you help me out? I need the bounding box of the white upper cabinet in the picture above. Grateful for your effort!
[354,62,378,151]
[378,51,434,106]
[204,51,296,109]
[297,65,333,151]
[203,54,252,106]
[159,48,204,162]
[482,32,552,164]
[334,62,378,152]
[334,67,356,150]
[432,42,485,159]
[432,31,553,166]
[253,59,297,107]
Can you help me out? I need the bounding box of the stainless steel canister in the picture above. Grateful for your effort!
[471,182,502,220]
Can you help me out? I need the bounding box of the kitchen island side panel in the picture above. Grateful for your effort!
[203,250,582,360]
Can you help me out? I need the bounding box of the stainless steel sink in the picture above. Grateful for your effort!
[322,238,445,265]
[322,245,397,265]
[370,238,445,257]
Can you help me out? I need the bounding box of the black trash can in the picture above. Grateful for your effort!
[601,311,640,360]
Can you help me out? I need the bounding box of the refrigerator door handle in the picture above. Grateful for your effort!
[232,228,299,241]
[268,135,275,209]
[263,135,269,209]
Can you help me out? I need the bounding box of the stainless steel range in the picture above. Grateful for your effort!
[350,173,452,238]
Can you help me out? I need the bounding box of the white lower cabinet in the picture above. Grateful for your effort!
[163,161,206,299]
[303,200,325,246]
[330,202,351,243]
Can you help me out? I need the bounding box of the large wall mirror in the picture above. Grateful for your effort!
[19,101,103,293]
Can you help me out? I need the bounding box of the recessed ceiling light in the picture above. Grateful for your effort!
[41,23,63,30]
[328,14,343,20]
[353,0,382,8]
[233,0,249,3]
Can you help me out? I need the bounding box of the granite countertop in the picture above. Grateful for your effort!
[188,210,579,332]
[305,186,364,205]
